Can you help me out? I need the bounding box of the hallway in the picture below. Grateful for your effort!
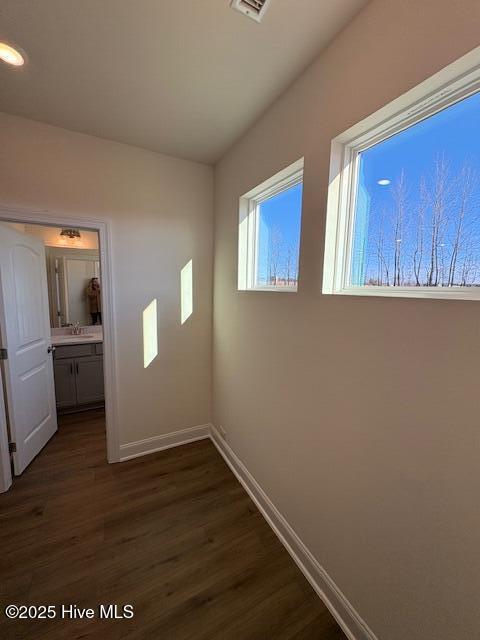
[0,411,345,640]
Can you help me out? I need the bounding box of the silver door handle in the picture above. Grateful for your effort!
[47,346,56,354]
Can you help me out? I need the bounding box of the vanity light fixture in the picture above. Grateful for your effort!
[60,228,82,240]
[0,42,25,67]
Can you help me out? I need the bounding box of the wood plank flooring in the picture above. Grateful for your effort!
[0,410,346,640]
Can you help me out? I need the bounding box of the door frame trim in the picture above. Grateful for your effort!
[0,205,120,492]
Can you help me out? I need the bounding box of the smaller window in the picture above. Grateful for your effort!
[238,158,304,292]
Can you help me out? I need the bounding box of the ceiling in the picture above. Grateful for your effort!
[0,0,367,163]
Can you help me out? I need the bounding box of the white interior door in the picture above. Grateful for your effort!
[0,224,57,475]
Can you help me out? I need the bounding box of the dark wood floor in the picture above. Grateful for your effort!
[0,410,345,640]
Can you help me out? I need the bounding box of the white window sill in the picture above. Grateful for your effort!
[240,286,298,293]
[329,285,480,301]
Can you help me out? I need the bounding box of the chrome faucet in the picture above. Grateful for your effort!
[71,322,83,335]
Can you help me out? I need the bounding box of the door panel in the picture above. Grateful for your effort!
[75,356,104,405]
[20,361,51,438]
[0,224,57,475]
[53,358,77,409]
[13,246,45,342]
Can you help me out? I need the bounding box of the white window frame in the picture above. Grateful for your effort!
[323,46,480,301]
[238,158,304,292]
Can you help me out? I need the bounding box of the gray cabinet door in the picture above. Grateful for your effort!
[75,356,104,405]
[53,358,77,409]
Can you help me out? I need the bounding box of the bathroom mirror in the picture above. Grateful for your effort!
[46,247,101,327]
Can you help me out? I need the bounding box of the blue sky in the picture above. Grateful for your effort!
[353,90,480,286]
[257,182,303,284]
[360,91,480,205]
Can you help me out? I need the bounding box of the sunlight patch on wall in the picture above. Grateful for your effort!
[143,299,158,368]
[181,259,193,324]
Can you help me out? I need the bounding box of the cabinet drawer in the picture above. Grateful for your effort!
[54,343,95,359]
[94,342,103,355]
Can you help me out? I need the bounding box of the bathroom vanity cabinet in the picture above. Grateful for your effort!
[53,342,104,412]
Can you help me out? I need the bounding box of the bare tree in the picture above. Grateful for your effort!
[285,240,299,286]
[375,206,390,285]
[359,156,480,288]
[413,177,427,285]
[426,155,450,286]
[268,226,283,285]
[447,164,475,286]
[460,238,475,286]
[392,172,406,286]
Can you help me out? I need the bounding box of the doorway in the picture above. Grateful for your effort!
[0,208,119,492]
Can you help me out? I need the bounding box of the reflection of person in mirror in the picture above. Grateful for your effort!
[86,277,102,325]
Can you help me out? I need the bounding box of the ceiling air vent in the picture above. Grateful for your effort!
[230,0,272,23]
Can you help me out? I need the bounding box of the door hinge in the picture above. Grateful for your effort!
[9,442,16,453]
[0,348,7,360]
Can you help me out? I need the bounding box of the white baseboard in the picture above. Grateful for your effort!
[119,423,210,461]
[209,426,378,640]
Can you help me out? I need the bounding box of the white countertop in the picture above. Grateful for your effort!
[51,333,103,346]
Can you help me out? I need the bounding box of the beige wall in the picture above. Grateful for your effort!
[0,112,213,446]
[213,1,480,639]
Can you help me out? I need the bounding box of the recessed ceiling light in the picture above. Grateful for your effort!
[0,42,25,67]
[377,179,391,186]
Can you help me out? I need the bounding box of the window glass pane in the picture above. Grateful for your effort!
[256,182,303,287]
[351,91,480,287]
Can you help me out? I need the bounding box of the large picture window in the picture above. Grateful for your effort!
[323,48,480,300]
